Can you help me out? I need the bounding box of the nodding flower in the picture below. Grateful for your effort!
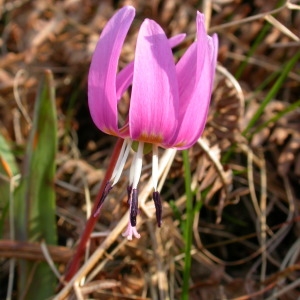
[88,6,218,240]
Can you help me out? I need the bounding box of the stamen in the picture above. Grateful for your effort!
[152,145,158,191]
[111,140,132,186]
[130,188,138,226]
[111,140,127,180]
[153,191,162,227]
[94,181,113,217]
[132,142,144,189]
[129,156,134,186]
[127,185,132,205]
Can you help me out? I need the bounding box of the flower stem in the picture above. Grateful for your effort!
[181,149,194,300]
[62,138,124,284]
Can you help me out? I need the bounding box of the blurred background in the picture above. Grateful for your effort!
[0,0,300,299]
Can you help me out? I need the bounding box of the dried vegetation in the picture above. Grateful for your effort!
[0,0,300,299]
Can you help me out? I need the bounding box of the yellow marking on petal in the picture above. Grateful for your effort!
[103,128,119,137]
[173,141,187,148]
[137,132,164,145]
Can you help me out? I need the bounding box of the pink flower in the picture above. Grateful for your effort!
[88,6,218,239]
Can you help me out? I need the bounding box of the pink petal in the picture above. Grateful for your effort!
[169,12,218,149]
[116,62,134,101]
[116,33,186,100]
[88,6,135,136]
[129,19,179,145]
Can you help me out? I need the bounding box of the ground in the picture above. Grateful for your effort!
[0,0,300,299]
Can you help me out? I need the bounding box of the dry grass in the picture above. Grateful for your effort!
[0,0,300,299]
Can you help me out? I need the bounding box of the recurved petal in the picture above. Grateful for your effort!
[88,6,135,136]
[169,12,218,149]
[129,19,179,145]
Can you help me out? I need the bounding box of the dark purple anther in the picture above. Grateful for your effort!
[130,188,138,226]
[94,181,113,217]
[153,191,162,227]
[127,185,132,206]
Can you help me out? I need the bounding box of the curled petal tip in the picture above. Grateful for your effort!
[196,11,205,22]
[88,5,135,135]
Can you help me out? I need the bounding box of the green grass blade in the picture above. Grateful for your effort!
[242,50,300,138]
[250,99,300,137]
[14,70,58,300]
[235,22,271,80]
[234,0,285,80]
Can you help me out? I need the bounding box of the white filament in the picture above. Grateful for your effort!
[111,140,132,186]
[131,142,144,189]
[152,144,158,191]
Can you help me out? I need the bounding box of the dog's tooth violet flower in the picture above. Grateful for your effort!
[88,6,218,240]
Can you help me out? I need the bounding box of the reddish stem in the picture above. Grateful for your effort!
[62,138,123,283]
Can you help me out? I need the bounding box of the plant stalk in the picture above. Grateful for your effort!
[62,138,123,283]
[181,149,194,300]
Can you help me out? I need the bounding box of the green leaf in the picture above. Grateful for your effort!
[14,70,58,300]
[0,134,19,238]
[0,135,19,177]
